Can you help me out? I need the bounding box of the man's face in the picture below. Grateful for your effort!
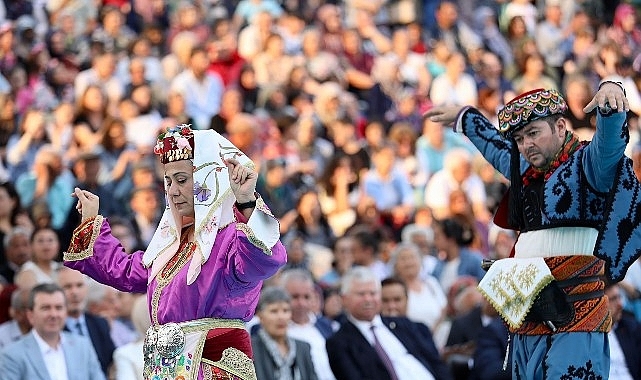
[27,291,67,339]
[285,279,314,323]
[57,269,88,316]
[342,280,380,322]
[381,283,407,317]
[5,233,31,266]
[512,119,565,169]
[606,285,623,323]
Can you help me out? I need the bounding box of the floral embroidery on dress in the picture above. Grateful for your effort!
[194,181,212,202]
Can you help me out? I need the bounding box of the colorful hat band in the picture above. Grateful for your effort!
[497,89,568,138]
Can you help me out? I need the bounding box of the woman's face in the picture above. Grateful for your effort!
[107,122,127,149]
[83,87,105,112]
[432,224,450,252]
[240,69,256,89]
[164,160,195,219]
[167,93,186,115]
[509,17,526,38]
[394,248,420,280]
[524,55,544,74]
[258,301,291,340]
[32,228,59,262]
[266,35,283,55]
[298,192,321,221]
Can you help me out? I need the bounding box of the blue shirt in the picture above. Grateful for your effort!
[362,168,415,211]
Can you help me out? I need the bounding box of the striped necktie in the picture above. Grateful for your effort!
[371,325,399,380]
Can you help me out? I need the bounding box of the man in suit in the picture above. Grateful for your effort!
[0,283,105,380]
[326,266,453,380]
[606,283,641,380]
[281,268,336,380]
[57,266,115,376]
[472,316,512,380]
[444,290,500,378]
[0,288,31,349]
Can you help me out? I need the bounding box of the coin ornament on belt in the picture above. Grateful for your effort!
[143,327,158,361]
[156,322,186,359]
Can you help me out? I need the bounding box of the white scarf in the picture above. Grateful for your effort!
[142,130,254,285]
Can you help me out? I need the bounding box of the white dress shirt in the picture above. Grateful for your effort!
[608,328,634,380]
[288,314,336,380]
[350,315,436,380]
[32,330,69,380]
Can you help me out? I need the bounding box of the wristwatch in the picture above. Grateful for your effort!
[235,199,257,210]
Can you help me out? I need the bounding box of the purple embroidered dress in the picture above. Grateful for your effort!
[64,127,287,380]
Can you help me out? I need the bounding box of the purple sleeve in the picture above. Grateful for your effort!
[230,233,287,283]
[226,202,287,283]
[64,216,148,293]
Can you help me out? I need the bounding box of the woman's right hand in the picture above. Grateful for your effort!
[73,187,100,222]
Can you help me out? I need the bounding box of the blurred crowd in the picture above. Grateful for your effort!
[1,0,641,379]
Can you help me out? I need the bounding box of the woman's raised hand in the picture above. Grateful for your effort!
[72,187,100,222]
[225,158,257,203]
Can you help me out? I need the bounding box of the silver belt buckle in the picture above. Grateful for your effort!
[143,322,186,360]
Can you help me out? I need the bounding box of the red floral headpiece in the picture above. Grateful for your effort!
[153,124,195,164]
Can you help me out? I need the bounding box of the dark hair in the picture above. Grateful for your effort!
[541,114,564,130]
[434,218,475,246]
[347,225,380,253]
[381,277,408,296]
[31,226,58,243]
[28,283,65,309]
[0,182,23,225]
[100,117,127,151]
[189,45,207,58]
[318,154,353,195]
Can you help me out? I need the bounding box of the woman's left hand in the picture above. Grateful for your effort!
[225,158,257,203]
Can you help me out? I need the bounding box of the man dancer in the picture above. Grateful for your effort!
[425,82,638,379]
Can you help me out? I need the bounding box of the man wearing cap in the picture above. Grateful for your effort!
[425,82,639,379]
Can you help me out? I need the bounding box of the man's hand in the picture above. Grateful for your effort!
[225,158,257,203]
[583,82,629,113]
[73,187,99,222]
[423,106,466,126]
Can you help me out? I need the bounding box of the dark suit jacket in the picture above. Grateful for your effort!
[615,312,641,380]
[251,334,318,380]
[446,305,483,347]
[471,317,511,380]
[326,316,453,380]
[0,264,17,285]
[64,313,115,376]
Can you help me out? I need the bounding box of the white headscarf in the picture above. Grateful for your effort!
[143,129,254,285]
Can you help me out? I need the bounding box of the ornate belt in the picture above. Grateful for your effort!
[143,318,246,380]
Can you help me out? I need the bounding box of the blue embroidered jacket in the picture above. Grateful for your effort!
[457,107,641,282]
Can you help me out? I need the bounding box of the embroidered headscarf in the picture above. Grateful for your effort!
[144,125,253,285]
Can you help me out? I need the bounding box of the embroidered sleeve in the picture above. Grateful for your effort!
[63,217,148,293]
[64,216,104,261]
[235,197,280,255]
